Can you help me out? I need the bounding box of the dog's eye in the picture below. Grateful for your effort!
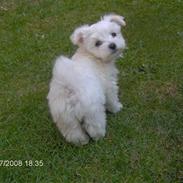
[95,40,102,47]
[111,32,117,37]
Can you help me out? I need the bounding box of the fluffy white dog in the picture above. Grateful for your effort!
[47,14,126,145]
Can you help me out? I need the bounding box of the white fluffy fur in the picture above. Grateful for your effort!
[47,14,126,145]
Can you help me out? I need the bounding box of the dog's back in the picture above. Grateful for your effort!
[47,56,105,145]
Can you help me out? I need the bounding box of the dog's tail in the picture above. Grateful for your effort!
[47,56,80,121]
[52,56,74,81]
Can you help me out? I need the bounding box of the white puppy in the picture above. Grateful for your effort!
[47,14,126,145]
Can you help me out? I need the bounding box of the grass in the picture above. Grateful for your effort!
[0,0,182,182]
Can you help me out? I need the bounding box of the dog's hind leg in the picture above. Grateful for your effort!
[82,105,106,141]
[56,114,89,146]
[47,82,89,146]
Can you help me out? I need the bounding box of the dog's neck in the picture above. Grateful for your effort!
[71,48,118,82]
[72,48,116,64]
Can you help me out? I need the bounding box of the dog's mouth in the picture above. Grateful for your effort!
[111,48,122,56]
[111,49,118,54]
[109,48,124,60]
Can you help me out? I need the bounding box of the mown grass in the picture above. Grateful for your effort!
[0,0,182,182]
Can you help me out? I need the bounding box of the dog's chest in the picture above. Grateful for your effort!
[92,62,118,88]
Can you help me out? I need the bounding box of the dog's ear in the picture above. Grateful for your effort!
[70,25,89,46]
[102,14,126,27]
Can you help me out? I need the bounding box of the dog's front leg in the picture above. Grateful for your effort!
[105,83,122,113]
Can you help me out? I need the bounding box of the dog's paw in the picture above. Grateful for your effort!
[113,102,123,113]
[65,129,89,146]
[84,124,106,141]
[107,102,123,113]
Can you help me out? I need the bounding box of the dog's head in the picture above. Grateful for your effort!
[70,14,126,61]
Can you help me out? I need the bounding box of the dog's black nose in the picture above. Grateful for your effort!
[109,43,116,50]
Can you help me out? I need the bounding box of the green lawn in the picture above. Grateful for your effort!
[0,0,182,182]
